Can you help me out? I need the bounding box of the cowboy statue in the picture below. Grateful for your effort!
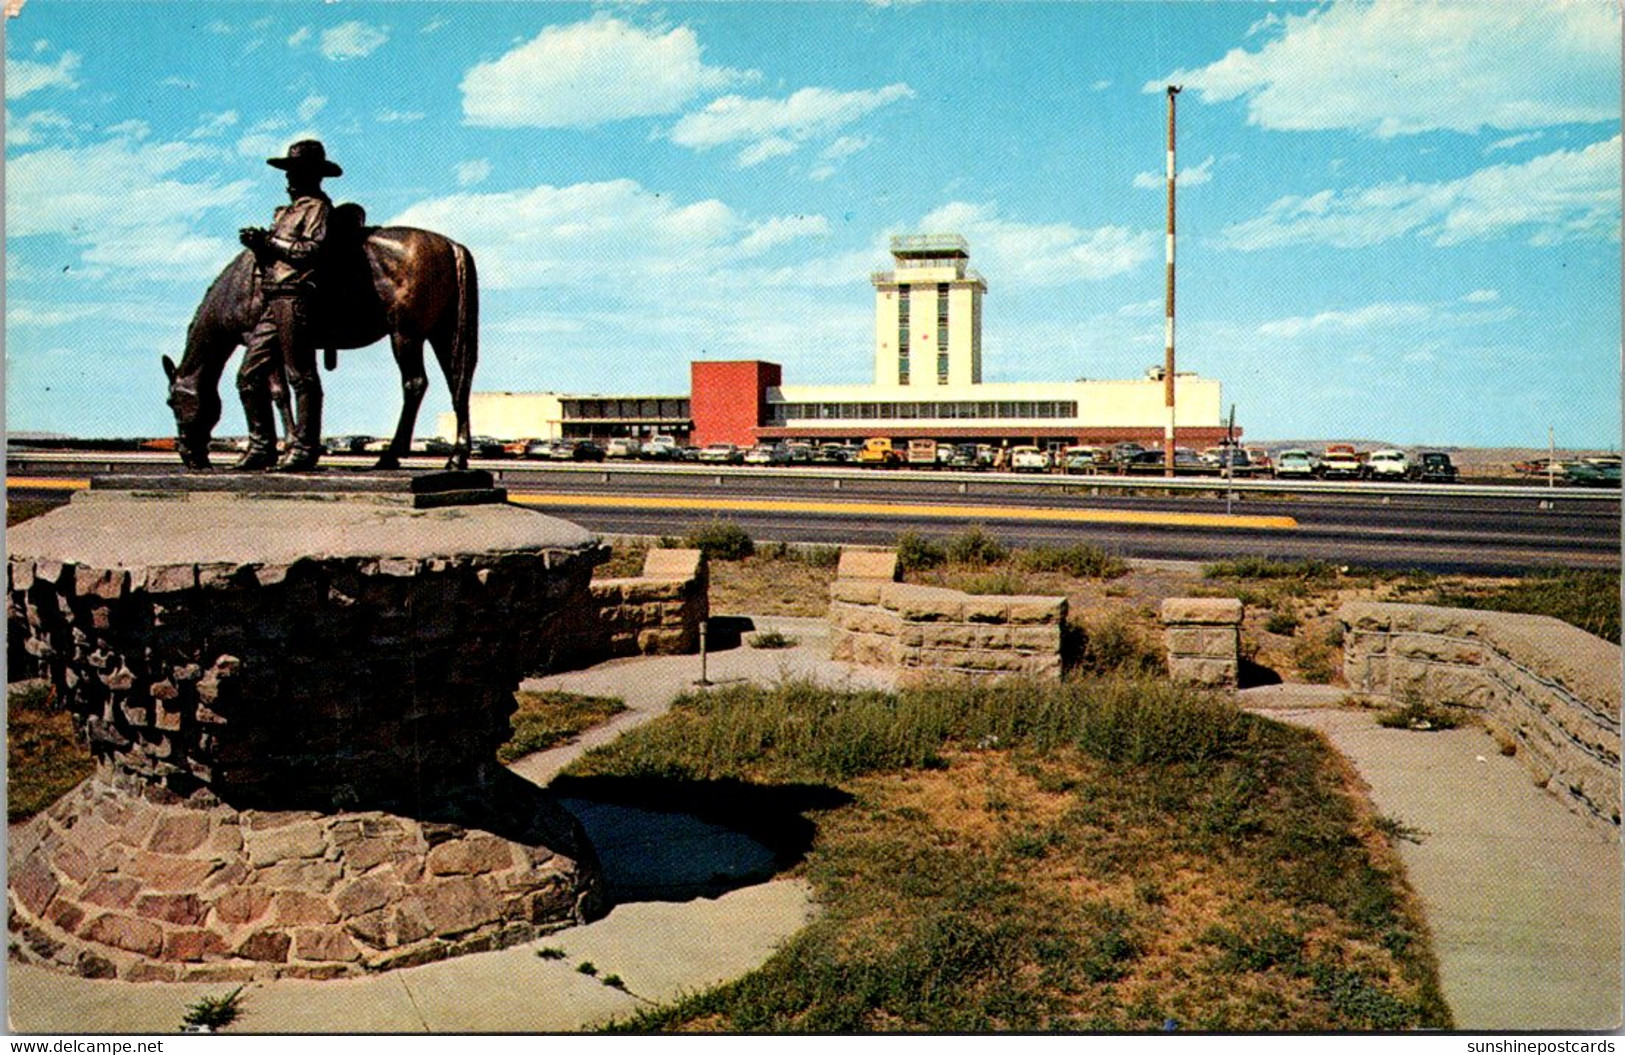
[233,139,340,471]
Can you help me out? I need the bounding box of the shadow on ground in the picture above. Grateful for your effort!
[552,775,850,903]
[1239,659,1284,688]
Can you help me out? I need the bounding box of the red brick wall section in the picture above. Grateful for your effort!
[691,361,781,447]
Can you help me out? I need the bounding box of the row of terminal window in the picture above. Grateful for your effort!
[769,401,1079,423]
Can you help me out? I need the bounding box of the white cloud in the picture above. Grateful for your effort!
[737,137,798,168]
[1484,131,1544,155]
[287,26,311,47]
[915,202,1155,284]
[1463,289,1499,304]
[670,83,913,155]
[7,108,75,147]
[6,130,252,281]
[461,18,748,128]
[1225,135,1621,250]
[738,214,830,255]
[455,159,491,187]
[320,21,389,61]
[1090,79,1112,92]
[1158,0,1619,138]
[821,135,872,161]
[297,94,327,123]
[1132,154,1214,189]
[1258,301,1433,338]
[6,50,80,97]
[377,109,426,124]
[188,110,239,139]
[235,121,322,161]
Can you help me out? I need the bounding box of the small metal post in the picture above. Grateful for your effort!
[695,619,713,687]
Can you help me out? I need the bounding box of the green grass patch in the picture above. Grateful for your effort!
[8,682,94,823]
[944,525,1009,567]
[1204,557,1338,582]
[748,630,799,650]
[1374,695,1462,732]
[1293,632,1340,685]
[582,678,1448,1032]
[1012,543,1129,580]
[958,569,1031,596]
[895,531,947,572]
[497,690,627,764]
[1264,611,1300,636]
[1431,570,1620,643]
[181,986,245,1032]
[1070,610,1163,677]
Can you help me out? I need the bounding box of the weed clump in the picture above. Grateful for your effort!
[679,519,755,561]
[748,630,798,650]
[1013,543,1128,580]
[181,986,245,1033]
[1431,570,1620,643]
[9,682,93,823]
[895,531,947,572]
[499,691,626,764]
[944,525,1009,567]
[1375,694,1461,732]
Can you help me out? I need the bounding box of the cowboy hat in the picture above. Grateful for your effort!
[267,139,342,177]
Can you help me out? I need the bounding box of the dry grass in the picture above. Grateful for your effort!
[583,679,1449,1032]
[497,690,627,764]
[8,682,94,822]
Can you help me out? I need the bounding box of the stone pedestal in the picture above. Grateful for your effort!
[7,473,609,980]
[1161,597,1243,689]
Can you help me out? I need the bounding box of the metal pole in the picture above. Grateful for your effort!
[1548,426,1556,489]
[1164,85,1182,478]
[695,619,712,687]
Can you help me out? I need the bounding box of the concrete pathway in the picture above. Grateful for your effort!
[1244,686,1623,1032]
[8,616,887,1035]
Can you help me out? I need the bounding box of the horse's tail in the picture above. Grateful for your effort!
[449,240,479,456]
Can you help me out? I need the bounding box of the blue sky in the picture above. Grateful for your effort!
[6,1,1621,446]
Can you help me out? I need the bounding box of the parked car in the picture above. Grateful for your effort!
[907,439,939,467]
[1244,448,1273,474]
[323,434,370,455]
[1062,446,1106,474]
[785,443,814,465]
[1108,442,1146,469]
[1411,451,1459,483]
[553,439,603,461]
[742,444,777,466]
[1565,455,1621,487]
[857,437,902,467]
[1008,445,1050,472]
[673,445,704,462]
[470,436,508,459]
[1202,445,1255,475]
[1367,449,1410,480]
[1274,449,1319,478]
[641,435,678,460]
[945,443,982,470]
[1319,443,1365,479]
[604,437,641,459]
[812,443,848,465]
[523,438,560,460]
[698,443,742,464]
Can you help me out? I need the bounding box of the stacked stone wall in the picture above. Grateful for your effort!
[8,548,598,809]
[1161,598,1243,689]
[1341,601,1621,828]
[829,580,1065,682]
[546,549,707,669]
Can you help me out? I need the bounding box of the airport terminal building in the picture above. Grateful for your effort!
[442,234,1232,451]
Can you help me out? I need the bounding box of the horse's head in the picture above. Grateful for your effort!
[162,354,220,469]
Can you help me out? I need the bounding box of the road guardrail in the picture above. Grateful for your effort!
[8,450,1619,504]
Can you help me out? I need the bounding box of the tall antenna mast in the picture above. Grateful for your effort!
[1163,84,1182,478]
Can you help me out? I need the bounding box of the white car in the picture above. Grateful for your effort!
[698,443,740,464]
[1367,449,1410,479]
[605,437,641,458]
[1009,445,1050,472]
[1274,449,1319,478]
[742,444,776,465]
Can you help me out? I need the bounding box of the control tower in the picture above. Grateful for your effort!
[871,234,986,389]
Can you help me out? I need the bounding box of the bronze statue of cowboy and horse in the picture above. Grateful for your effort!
[162,139,478,472]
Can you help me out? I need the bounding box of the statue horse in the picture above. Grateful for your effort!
[162,219,478,471]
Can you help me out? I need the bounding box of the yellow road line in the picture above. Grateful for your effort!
[7,477,89,492]
[510,491,1298,530]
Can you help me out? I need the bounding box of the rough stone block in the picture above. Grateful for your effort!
[829,580,884,605]
[426,835,515,877]
[1161,597,1243,626]
[1200,628,1239,658]
[883,583,963,622]
[642,548,704,581]
[81,913,164,958]
[235,929,291,963]
[1006,597,1065,625]
[147,813,210,855]
[1166,628,1205,656]
[244,821,327,867]
[293,927,361,963]
[836,549,899,582]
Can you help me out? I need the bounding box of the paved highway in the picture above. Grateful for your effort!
[8,453,1619,575]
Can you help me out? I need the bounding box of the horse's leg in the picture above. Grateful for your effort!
[428,327,468,472]
[377,330,428,471]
